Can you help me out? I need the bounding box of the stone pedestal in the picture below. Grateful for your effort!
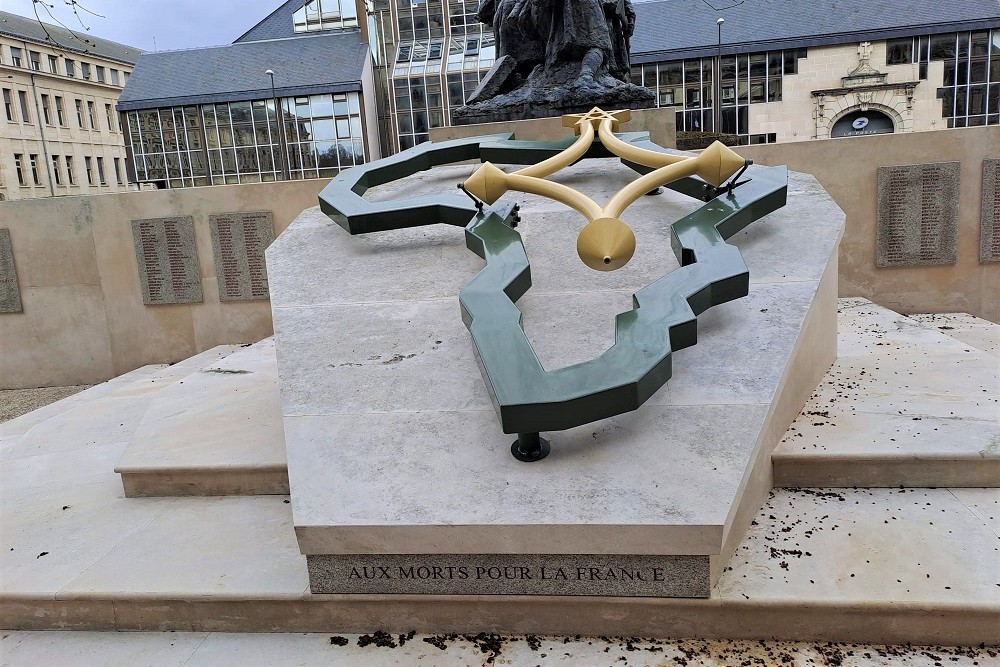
[266,155,843,598]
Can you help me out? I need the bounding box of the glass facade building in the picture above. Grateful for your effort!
[124,92,366,188]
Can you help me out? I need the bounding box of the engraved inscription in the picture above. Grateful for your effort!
[876,162,960,267]
[209,211,275,302]
[307,553,709,598]
[981,159,1000,263]
[131,217,203,305]
[0,229,23,314]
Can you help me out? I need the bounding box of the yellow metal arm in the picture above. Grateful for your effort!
[461,107,749,272]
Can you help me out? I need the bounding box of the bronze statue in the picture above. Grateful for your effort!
[456,0,651,123]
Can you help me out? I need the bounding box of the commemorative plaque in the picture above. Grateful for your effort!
[0,229,23,314]
[131,216,203,305]
[876,162,960,267]
[981,159,999,263]
[209,211,275,301]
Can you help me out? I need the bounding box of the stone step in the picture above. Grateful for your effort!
[0,476,996,645]
[906,311,1000,359]
[115,338,287,498]
[0,347,241,491]
[0,364,166,440]
[772,299,1000,489]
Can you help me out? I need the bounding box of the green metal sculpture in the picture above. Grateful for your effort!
[319,109,788,461]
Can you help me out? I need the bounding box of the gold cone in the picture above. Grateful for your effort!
[577,217,637,271]
[463,162,508,204]
[694,141,747,187]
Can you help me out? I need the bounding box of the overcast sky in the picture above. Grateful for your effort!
[0,0,284,51]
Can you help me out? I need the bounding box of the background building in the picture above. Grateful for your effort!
[0,10,140,201]
[115,0,1000,190]
[117,0,379,190]
[374,0,1000,150]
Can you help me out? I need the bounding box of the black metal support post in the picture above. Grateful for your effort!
[511,432,550,462]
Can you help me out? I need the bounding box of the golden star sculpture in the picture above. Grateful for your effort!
[463,107,748,271]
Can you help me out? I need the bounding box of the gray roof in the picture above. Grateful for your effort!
[632,0,1000,62]
[0,10,141,64]
[234,0,311,43]
[116,32,368,111]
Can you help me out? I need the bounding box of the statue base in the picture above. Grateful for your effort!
[454,63,655,125]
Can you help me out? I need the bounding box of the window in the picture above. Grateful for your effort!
[51,155,62,185]
[10,47,22,68]
[65,59,75,77]
[85,156,94,184]
[110,69,120,85]
[114,157,123,184]
[87,101,97,128]
[18,91,30,123]
[41,94,51,124]
[55,96,65,125]
[29,154,41,186]
[28,51,41,71]
[75,99,85,128]
[935,28,999,128]
[96,157,106,185]
[47,54,57,73]
[292,0,359,32]
[65,156,75,184]
[3,89,13,121]
[81,62,91,80]
[14,154,25,186]
[123,71,130,82]
[105,103,114,130]
[96,66,106,83]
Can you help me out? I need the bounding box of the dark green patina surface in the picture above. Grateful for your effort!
[318,133,787,440]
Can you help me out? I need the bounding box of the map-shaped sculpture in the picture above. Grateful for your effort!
[319,109,788,461]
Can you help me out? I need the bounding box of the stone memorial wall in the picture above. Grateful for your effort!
[209,211,275,301]
[131,217,204,305]
[876,162,960,267]
[981,159,1000,263]
[0,229,23,314]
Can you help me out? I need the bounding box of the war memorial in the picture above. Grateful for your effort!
[0,0,997,663]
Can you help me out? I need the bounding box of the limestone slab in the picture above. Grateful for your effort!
[285,404,766,556]
[209,211,274,302]
[981,158,999,263]
[773,300,999,488]
[271,157,842,595]
[0,365,165,439]
[0,479,176,597]
[59,496,307,598]
[0,631,209,666]
[721,488,1000,606]
[906,312,1000,359]
[876,162,960,267]
[3,632,992,666]
[0,228,23,313]
[115,338,287,496]
[131,216,203,305]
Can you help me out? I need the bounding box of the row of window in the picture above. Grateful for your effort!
[2,87,117,132]
[12,152,123,188]
[887,29,1000,127]
[630,49,806,137]
[3,44,129,85]
[124,93,367,188]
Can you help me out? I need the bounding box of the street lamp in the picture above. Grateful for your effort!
[715,18,724,136]
[266,69,289,180]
